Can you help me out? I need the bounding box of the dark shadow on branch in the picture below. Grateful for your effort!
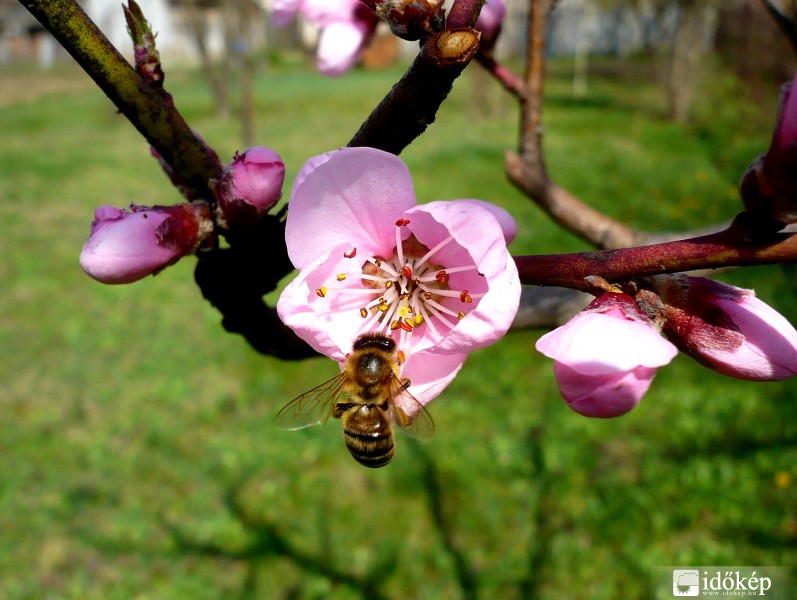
[194,212,315,359]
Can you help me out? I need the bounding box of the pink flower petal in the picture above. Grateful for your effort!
[316,19,369,76]
[701,293,797,380]
[271,0,301,28]
[301,0,363,26]
[553,362,655,418]
[400,351,467,412]
[285,147,417,269]
[456,199,517,244]
[404,200,520,354]
[80,207,179,284]
[276,242,366,361]
[537,311,677,375]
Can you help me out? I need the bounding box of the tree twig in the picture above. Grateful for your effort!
[348,28,480,154]
[514,222,797,291]
[19,0,222,200]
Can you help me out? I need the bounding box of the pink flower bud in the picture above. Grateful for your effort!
[217,147,285,224]
[658,275,797,381]
[740,71,797,227]
[371,0,445,41]
[536,293,678,418]
[80,203,213,284]
[475,0,505,53]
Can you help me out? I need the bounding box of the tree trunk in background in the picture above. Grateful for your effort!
[185,3,231,119]
[661,1,718,124]
[232,0,260,148]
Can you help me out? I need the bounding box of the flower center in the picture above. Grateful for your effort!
[314,218,483,354]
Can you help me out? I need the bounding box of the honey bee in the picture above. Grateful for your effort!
[276,333,434,468]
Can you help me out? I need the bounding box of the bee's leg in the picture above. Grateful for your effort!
[400,378,411,389]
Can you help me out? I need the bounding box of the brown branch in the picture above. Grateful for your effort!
[475,53,527,100]
[447,0,485,29]
[519,0,554,169]
[505,0,641,249]
[348,28,480,154]
[506,151,638,248]
[504,0,732,253]
[514,224,797,291]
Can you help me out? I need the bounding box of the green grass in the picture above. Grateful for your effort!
[1,55,795,600]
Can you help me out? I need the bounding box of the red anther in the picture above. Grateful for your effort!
[399,319,413,332]
[395,218,410,227]
[402,265,412,279]
[344,247,357,258]
[435,270,448,284]
[460,290,472,303]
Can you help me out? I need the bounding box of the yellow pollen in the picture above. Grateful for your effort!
[315,286,328,298]
[458,312,466,320]
[390,320,400,330]
[398,306,412,318]
[336,273,347,281]
[359,307,368,318]
[414,314,424,325]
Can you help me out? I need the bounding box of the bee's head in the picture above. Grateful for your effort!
[352,333,396,353]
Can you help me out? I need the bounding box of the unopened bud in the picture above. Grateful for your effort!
[656,274,797,381]
[217,147,285,224]
[475,0,505,53]
[371,0,445,41]
[536,292,677,418]
[80,202,214,284]
[740,71,797,228]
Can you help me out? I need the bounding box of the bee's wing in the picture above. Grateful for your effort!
[387,376,435,440]
[275,373,347,430]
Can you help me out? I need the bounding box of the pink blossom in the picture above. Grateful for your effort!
[217,147,285,224]
[658,275,797,381]
[272,0,379,76]
[277,147,520,410]
[80,203,213,284]
[536,293,678,418]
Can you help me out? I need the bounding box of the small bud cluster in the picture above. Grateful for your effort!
[215,147,285,226]
[370,0,445,40]
[80,146,285,284]
[537,276,797,418]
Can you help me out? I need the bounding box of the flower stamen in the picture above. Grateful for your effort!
[313,228,481,354]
